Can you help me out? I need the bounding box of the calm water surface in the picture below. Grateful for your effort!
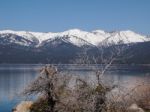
[0,64,150,112]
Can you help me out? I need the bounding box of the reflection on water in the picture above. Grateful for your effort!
[0,65,41,112]
[0,64,150,112]
[69,70,150,88]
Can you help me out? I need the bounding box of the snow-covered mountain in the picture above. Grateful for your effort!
[0,29,149,47]
[100,30,149,46]
[0,29,150,64]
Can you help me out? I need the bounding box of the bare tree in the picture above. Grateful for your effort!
[74,44,133,112]
[23,65,57,112]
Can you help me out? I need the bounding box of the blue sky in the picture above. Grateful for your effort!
[0,0,150,35]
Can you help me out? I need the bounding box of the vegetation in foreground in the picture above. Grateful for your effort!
[13,45,150,112]
[13,65,149,112]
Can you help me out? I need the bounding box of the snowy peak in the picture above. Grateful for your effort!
[63,29,83,35]
[102,30,148,45]
[0,30,39,46]
[92,30,106,35]
[0,29,149,47]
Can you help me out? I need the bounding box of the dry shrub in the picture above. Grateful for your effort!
[22,65,149,112]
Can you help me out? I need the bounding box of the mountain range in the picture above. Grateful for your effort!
[0,29,150,64]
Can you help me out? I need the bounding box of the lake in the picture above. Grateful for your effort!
[0,64,150,112]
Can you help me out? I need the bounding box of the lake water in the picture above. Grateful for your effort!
[0,64,150,112]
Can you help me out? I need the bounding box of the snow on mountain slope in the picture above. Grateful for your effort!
[100,30,149,45]
[40,34,95,47]
[0,29,149,47]
[31,29,109,46]
[0,30,37,41]
[0,30,38,46]
[0,29,109,47]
